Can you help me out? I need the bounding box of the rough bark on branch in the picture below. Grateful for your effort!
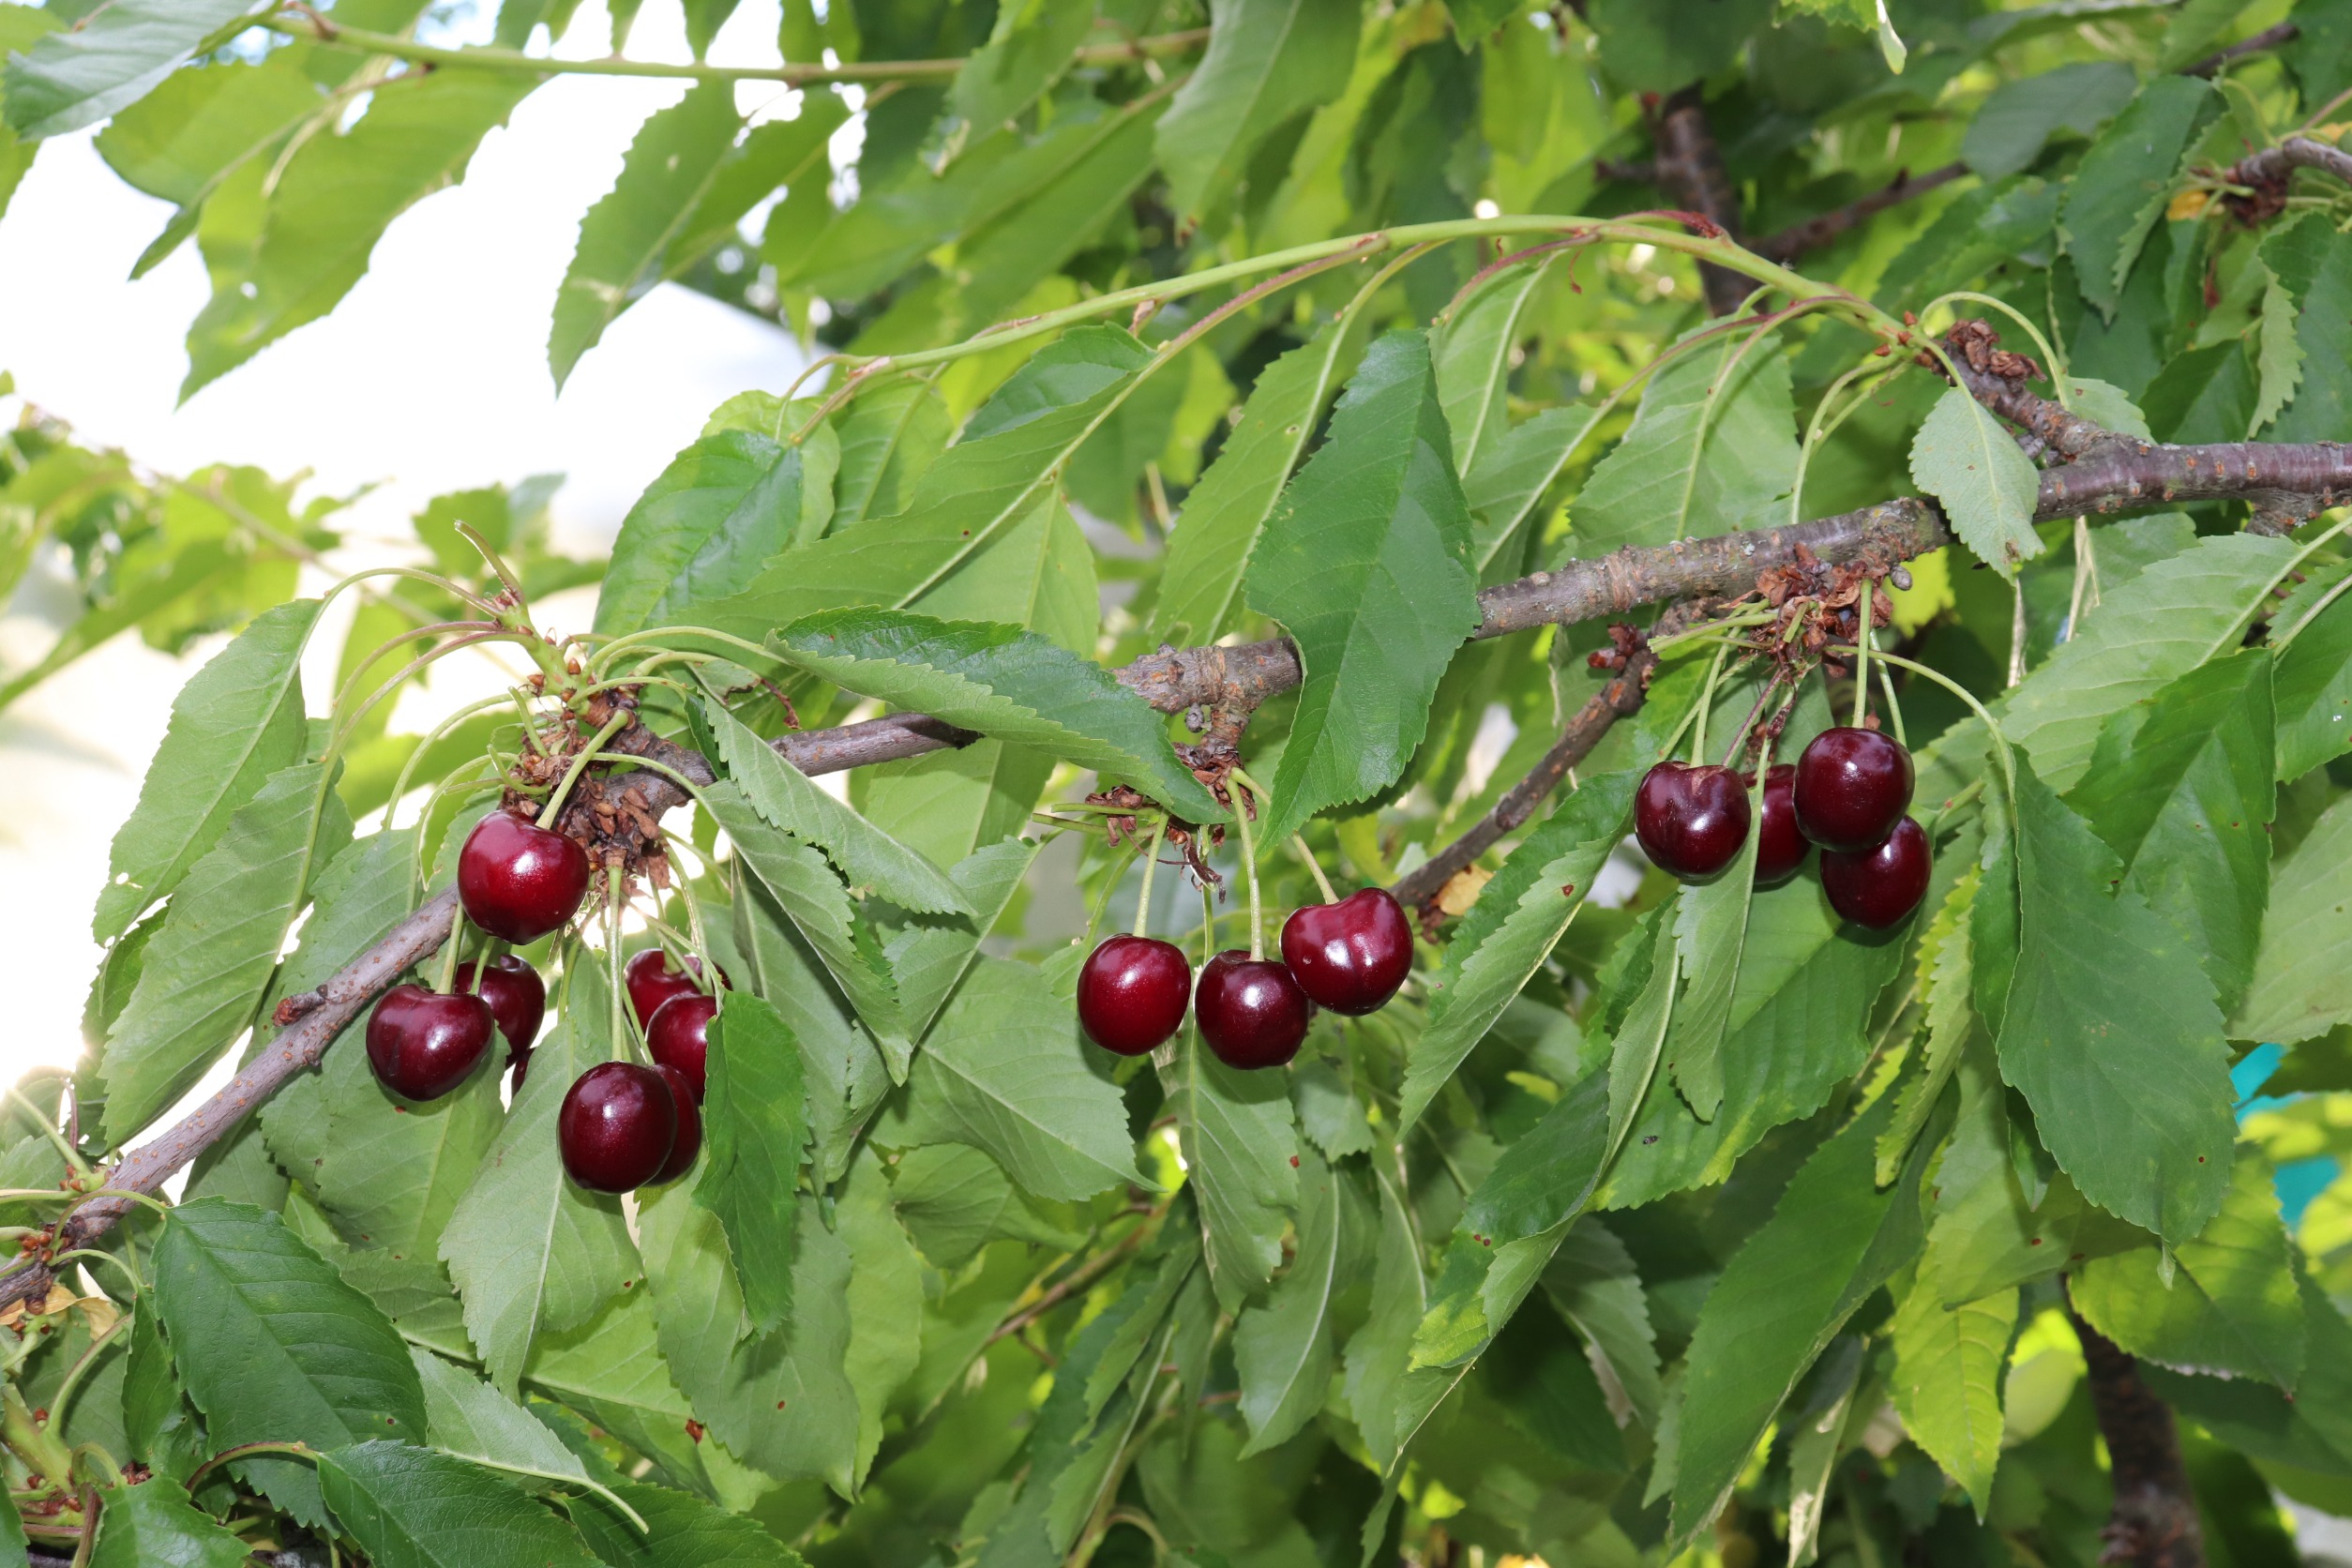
[1754,162,1968,264]
[2071,1307,2207,1568]
[1651,87,1751,316]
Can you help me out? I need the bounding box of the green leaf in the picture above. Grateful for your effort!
[2139,1273,2352,1479]
[1244,330,1483,846]
[309,1001,505,1267]
[439,974,641,1395]
[887,1142,1084,1266]
[703,327,1153,640]
[2235,789,2352,1044]
[1463,404,1597,580]
[317,1441,605,1568]
[413,1347,599,1492]
[1961,61,2138,179]
[1878,873,1978,1184]
[697,994,810,1335]
[1234,1150,1363,1455]
[1541,1217,1662,1431]
[102,761,348,1144]
[636,1182,860,1490]
[1669,1097,1923,1539]
[2066,648,2274,1013]
[550,82,741,386]
[886,836,1040,1042]
[1436,253,1556,484]
[183,68,539,397]
[1153,0,1358,223]
[152,1198,425,1528]
[88,1472,251,1568]
[520,1292,717,1500]
[706,783,908,1060]
[1996,758,2234,1244]
[1346,1166,1444,1474]
[2072,1152,2305,1388]
[837,1149,923,1486]
[1158,1016,1298,1311]
[1909,385,2043,575]
[1570,324,1799,556]
[731,867,893,1181]
[94,598,317,942]
[596,431,821,636]
[1149,316,1361,646]
[881,957,1146,1200]
[2003,533,2299,791]
[829,379,951,531]
[2263,211,2352,445]
[1459,1069,1609,1248]
[123,1290,208,1486]
[1,0,264,140]
[570,1478,809,1568]
[2273,588,2352,782]
[946,0,1095,143]
[701,697,968,915]
[769,608,1227,822]
[2252,271,2304,435]
[1666,772,1762,1121]
[1891,1278,2014,1518]
[2059,76,2210,319]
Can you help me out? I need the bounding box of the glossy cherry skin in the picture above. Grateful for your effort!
[1753,764,1810,886]
[1822,817,1932,929]
[645,993,716,1105]
[1280,888,1412,1016]
[1196,950,1313,1070]
[624,947,729,1030]
[366,984,495,1101]
[1635,761,1753,880]
[558,1062,677,1194]
[1793,727,1915,853]
[455,955,545,1058]
[1077,935,1191,1056]
[651,1063,703,1184]
[457,810,592,944]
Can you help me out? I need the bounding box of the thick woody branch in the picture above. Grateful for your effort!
[2224,134,2352,194]
[1754,162,1969,264]
[2071,1307,2207,1568]
[1651,87,1752,317]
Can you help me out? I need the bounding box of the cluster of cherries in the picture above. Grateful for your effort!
[1635,725,1929,927]
[361,807,729,1196]
[1076,885,1413,1068]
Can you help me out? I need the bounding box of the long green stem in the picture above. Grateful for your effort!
[183,1441,316,1497]
[1844,647,2014,791]
[1132,817,1168,940]
[256,13,1210,86]
[1851,616,1872,730]
[537,711,633,828]
[1291,835,1339,904]
[608,869,635,1058]
[1228,783,1263,961]
[1691,643,1730,761]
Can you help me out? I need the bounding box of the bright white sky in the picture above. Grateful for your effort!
[0,1,815,1090]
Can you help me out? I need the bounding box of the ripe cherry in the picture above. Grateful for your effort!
[1280,888,1412,1015]
[558,1062,677,1194]
[651,1063,702,1183]
[457,810,592,944]
[1635,761,1752,879]
[1793,727,1915,853]
[1821,817,1931,929]
[1753,764,1810,886]
[1077,935,1191,1056]
[624,947,729,1030]
[455,955,545,1059]
[1196,950,1312,1070]
[366,984,494,1101]
[645,993,716,1105]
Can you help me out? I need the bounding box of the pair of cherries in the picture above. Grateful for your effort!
[1636,726,1929,929]
[1077,888,1413,1070]
[556,949,731,1194]
[366,810,594,1103]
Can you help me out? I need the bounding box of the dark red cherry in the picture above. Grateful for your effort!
[1077,935,1191,1056]
[651,1063,702,1183]
[645,993,716,1105]
[1753,764,1810,886]
[1635,761,1752,880]
[1280,888,1412,1015]
[1822,817,1931,929]
[455,955,546,1060]
[624,947,729,1030]
[366,984,494,1101]
[558,1062,677,1194]
[1793,727,1915,853]
[458,810,592,944]
[1196,950,1312,1070]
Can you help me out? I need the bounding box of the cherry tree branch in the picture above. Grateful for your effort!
[1651,87,1752,316]
[2184,20,2299,77]
[2071,1307,2208,1568]
[2224,133,2352,195]
[1754,162,1969,264]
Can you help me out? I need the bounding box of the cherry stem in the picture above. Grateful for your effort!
[1837,645,2015,792]
[1291,835,1338,904]
[1689,643,1731,761]
[664,837,716,993]
[606,868,636,1058]
[538,710,633,829]
[1851,614,1873,729]
[8,1091,89,1178]
[1718,671,1787,771]
[183,1441,315,1497]
[382,695,515,827]
[434,898,465,995]
[454,520,531,625]
[1877,660,1908,747]
[1228,777,1264,961]
[1131,816,1168,941]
